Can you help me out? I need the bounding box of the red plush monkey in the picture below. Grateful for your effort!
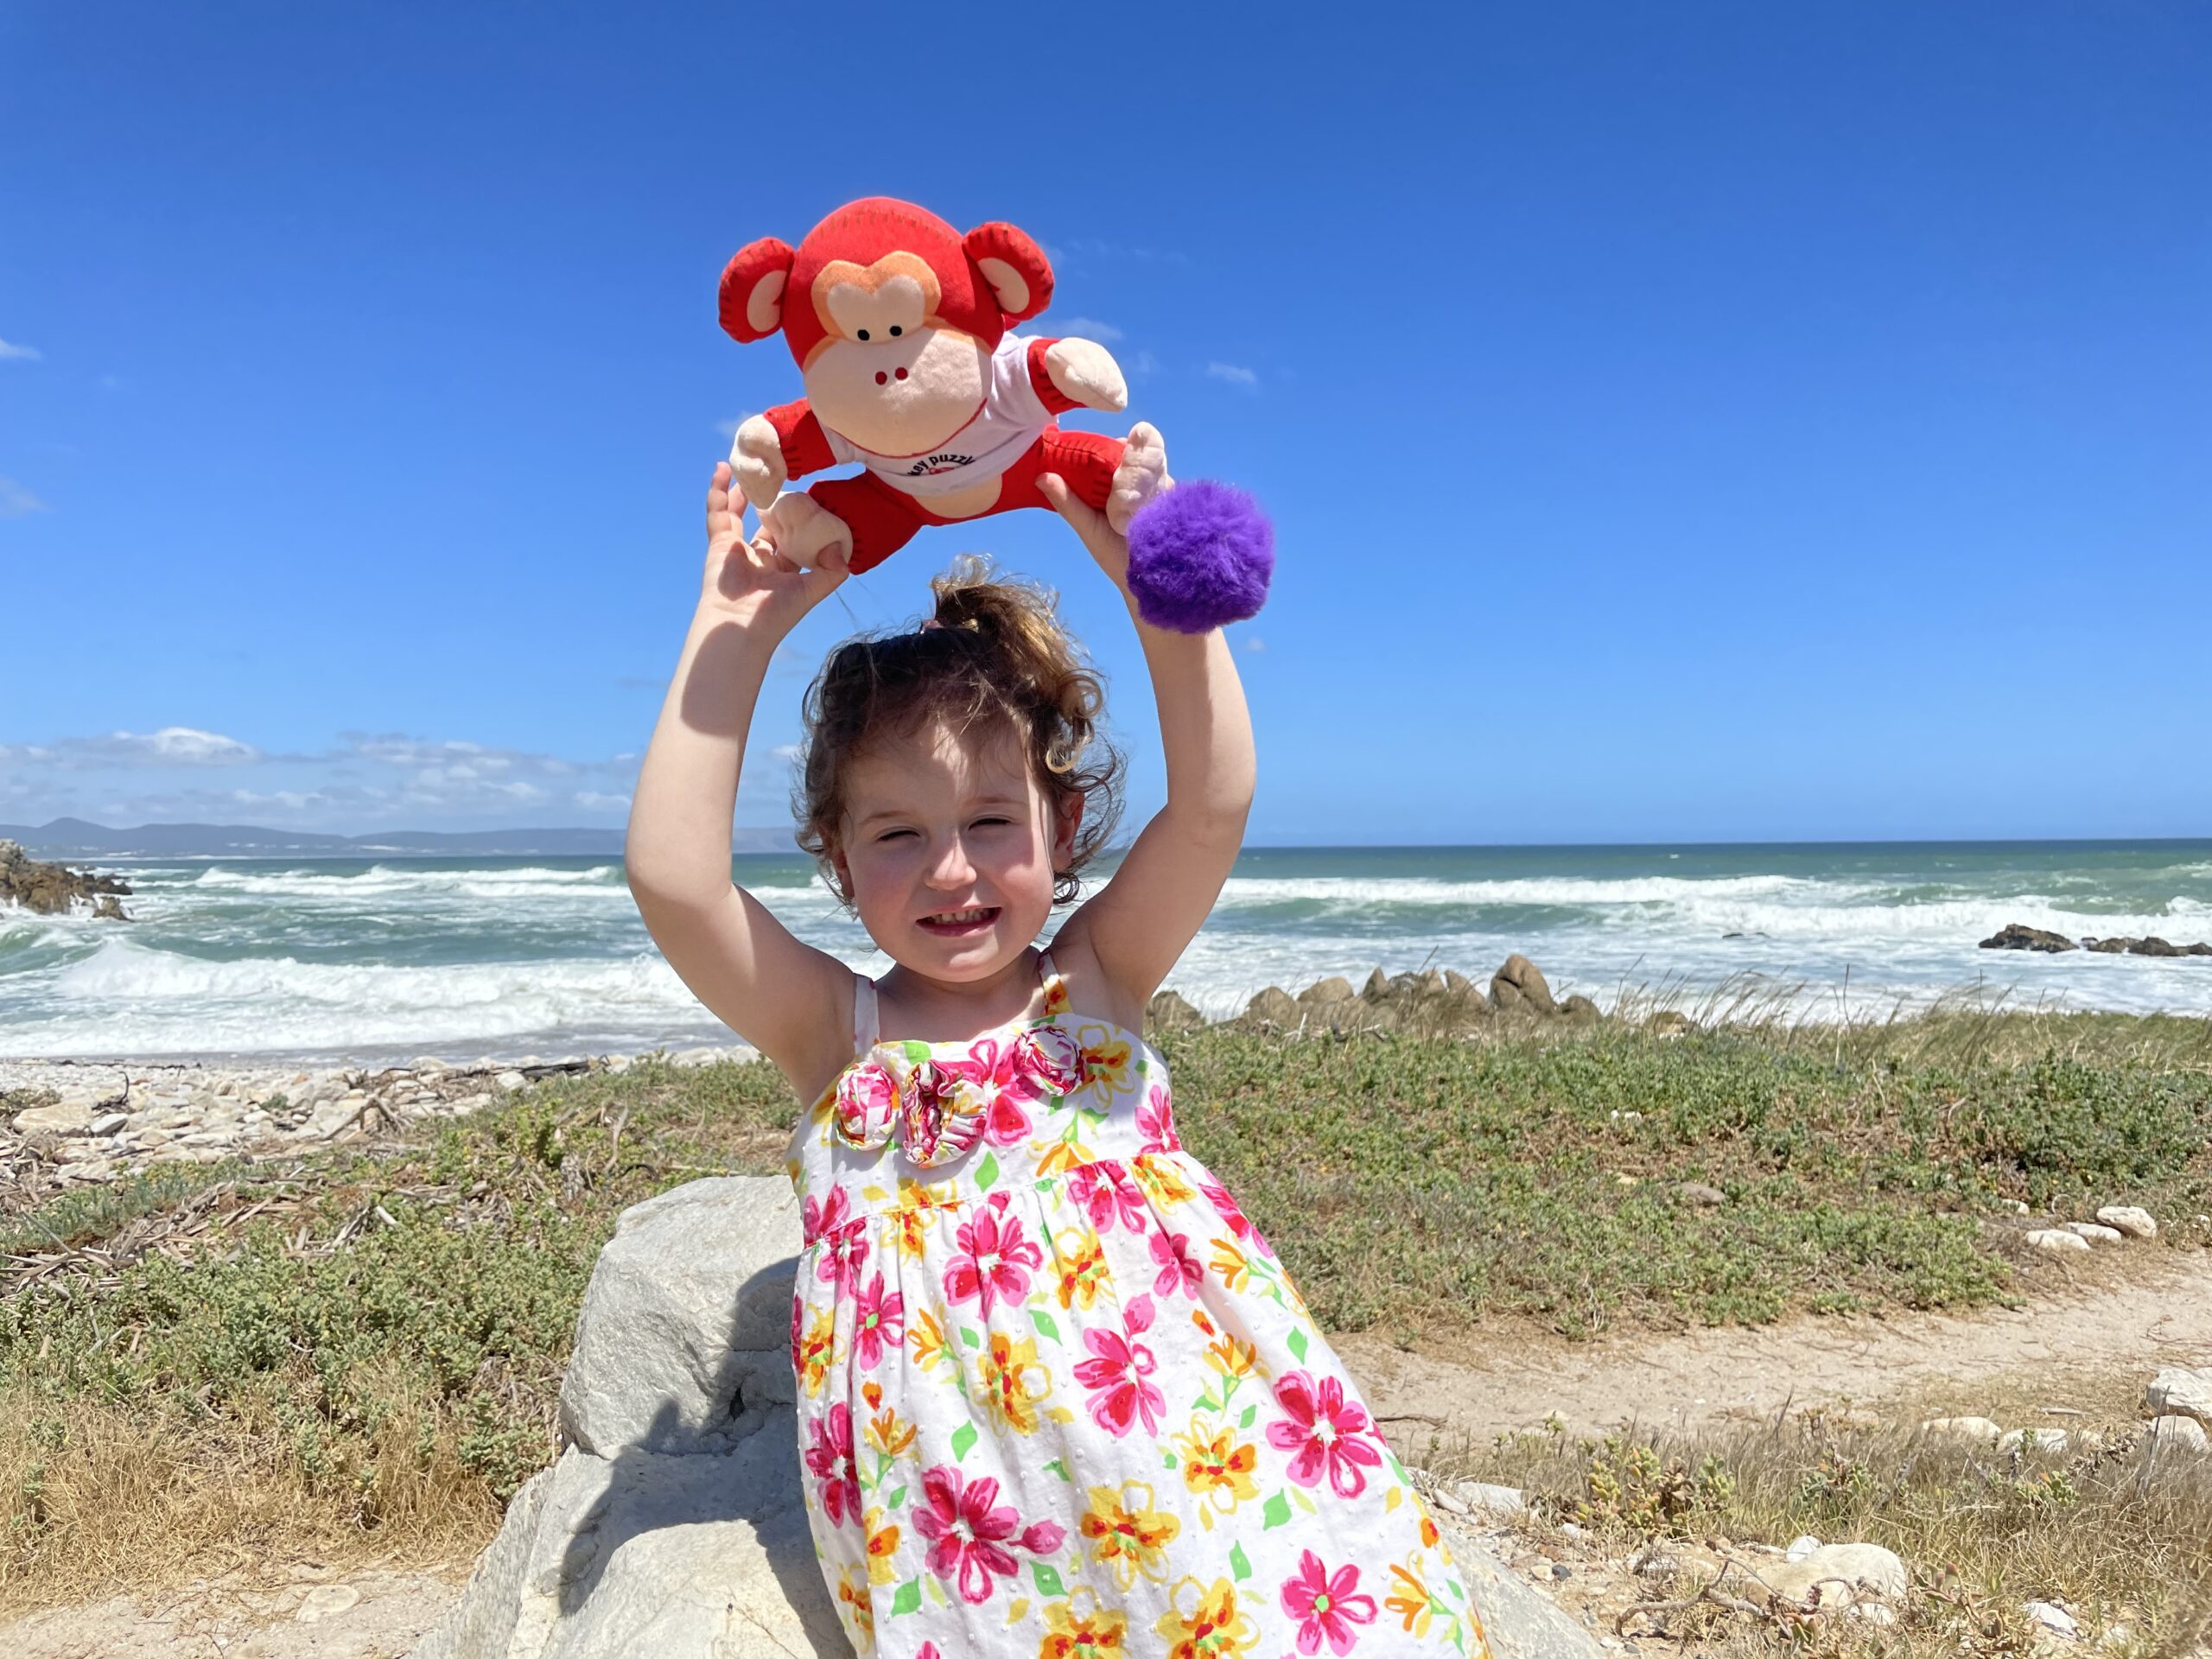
[720,197,1155,575]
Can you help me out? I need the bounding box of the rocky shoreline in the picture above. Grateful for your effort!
[1981,920,2212,956]
[0,836,132,920]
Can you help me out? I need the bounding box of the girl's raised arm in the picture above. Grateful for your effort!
[1039,428,1256,1014]
[625,464,856,1090]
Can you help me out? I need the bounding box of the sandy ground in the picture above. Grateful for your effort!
[6,1248,2207,1657]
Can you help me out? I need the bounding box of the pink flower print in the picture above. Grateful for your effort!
[1014,1022,1084,1096]
[818,1223,868,1298]
[801,1184,851,1248]
[1066,1160,1149,1236]
[1074,1293,1163,1437]
[803,1402,862,1528]
[1267,1369,1383,1499]
[789,1293,804,1371]
[912,1464,1067,1604]
[1136,1083,1181,1152]
[944,1036,1041,1147]
[941,1194,1043,1318]
[1280,1551,1378,1655]
[1149,1228,1204,1300]
[851,1272,905,1370]
[901,1059,988,1167]
[831,1062,899,1149]
[1198,1176,1275,1259]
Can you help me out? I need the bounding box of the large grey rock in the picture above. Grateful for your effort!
[1758,1541,1908,1613]
[1452,1542,1606,1659]
[2146,1368,2212,1428]
[1491,954,1557,1016]
[411,1175,844,1659]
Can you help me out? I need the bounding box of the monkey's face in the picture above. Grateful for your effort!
[799,254,993,455]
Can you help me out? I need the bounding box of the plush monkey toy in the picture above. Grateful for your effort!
[720,196,1270,632]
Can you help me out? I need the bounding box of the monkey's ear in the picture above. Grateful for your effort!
[719,238,797,342]
[963,222,1053,324]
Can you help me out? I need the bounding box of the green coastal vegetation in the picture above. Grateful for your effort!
[2,1010,2209,1632]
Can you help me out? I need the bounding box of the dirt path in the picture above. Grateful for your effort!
[1339,1248,2212,1445]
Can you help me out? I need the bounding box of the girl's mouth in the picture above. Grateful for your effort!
[917,906,1000,938]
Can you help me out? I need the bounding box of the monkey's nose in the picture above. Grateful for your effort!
[894,367,908,381]
[874,371,887,386]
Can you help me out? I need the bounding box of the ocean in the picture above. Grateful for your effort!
[3,842,2209,1064]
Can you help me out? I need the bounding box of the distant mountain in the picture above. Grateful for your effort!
[0,818,793,859]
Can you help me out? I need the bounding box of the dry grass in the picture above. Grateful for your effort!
[1425,1390,2212,1658]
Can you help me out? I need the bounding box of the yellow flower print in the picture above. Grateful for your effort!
[1171,1417,1260,1512]
[1039,1586,1128,1658]
[976,1331,1053,1435]
[1208,1238,1251,1293]
[1154,1575,1255,1659]
[1073,1026,1131,1102]
[862,1507,902,1586]
[795,1306,836,1397]
[1033,1131,1094,1178]
[1130,1153,1195,1208]
[1054,1227,1110,1312]
[863,1403,916,1459]
[1080,1481,1180,1589]
[889,1177,954,1260]
[835,1564,875,1648]
[1044,974,1071,1017]
[1203,1332,1259,1381]
[1385,1560,1434,1637]
[909,1307,951,1376]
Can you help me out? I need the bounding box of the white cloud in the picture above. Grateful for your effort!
[0,727,260,769]
[0,337,40,362]
[1052,317,1123,342]
[1205,362,1260,388]
[1241,636,1268,654]
[0,477,51,518]
[573,790,631,810]
[715,414,751,442]
[1130,349,1161,378]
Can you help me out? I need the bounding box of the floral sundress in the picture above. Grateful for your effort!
[787,951,1491,1658]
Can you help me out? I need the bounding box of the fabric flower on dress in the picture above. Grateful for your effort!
[1015,1021,1085,1096]
[804,1402,862,1528]
[1080,1481,1181,1588]
[911,1465,1067,1605]
[830,1061,900,1150]
[1267,1369,1384,1498]
[1281,1551,1378,1656]
[1075,1293,1163,1437]
[1149,1227,1204,1300]
[903,1058,988,1167]
[942,1193,1044,1318]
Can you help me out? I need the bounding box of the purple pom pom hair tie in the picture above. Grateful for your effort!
[1124,480,1274,633]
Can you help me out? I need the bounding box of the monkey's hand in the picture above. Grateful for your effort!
[1106,421,1172,537]
[728,415,790,512]
[755,491,855,574]
[1044,339,1128,413]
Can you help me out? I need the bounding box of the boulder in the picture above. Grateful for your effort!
[2095,1205,2157,1240]
[1446,1543,1608,1659]
[2086,938,2137,954]
[1145,988,1206,1036]
[1243,986,1301,1027]
[0,838,133,919]
[2129,938,2184,957]
[1758,1542,1907,1615]
[2063,1222,2125,1247]
[1644,1010,1695,1036]
[1560,994,1600,1023]
[2025,1229,2092,1255]
[409,1177,844,1659]
[1998,1428,2070,1455]
[1360,968,1393,1002]
[1491,954,1556,1016]
[1980,924,2077,953]
[1920,1416,2004,1446]
[2145,1368,2212,1428]
[1296,976,1356,1007]
[2146,1416,2209,1457]
[10,1100,99,1136]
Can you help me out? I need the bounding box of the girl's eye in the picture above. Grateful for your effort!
[972,817,1012,829]
[875,829,918,843]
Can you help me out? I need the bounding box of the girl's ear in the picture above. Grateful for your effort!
[829,841,856,905]
[1052,791,1084,868]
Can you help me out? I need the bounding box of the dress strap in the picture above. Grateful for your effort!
[1037,950,1059,989]
[852,976,880,1057]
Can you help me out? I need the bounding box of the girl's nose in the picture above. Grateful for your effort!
[925,837,977,888]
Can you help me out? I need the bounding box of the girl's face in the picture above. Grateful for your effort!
[833,718,1078,984]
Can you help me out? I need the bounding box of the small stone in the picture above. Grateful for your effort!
[2146,1416,2209,1455]
[1608,1109,1644,1124]
[1785,1535,1821,1561]
[1677,1181,1726,1207]
[2025,1228,2092,1255]
[1762,1543,1907,1612]
[2025,1601,2080,1642]
[1557,1521,1585,1541]
[87,1112,130,1135]
[1999,1428,2071,1455]
[1921,1416,2005,1445]
[2096,1205,2157,1240]
[2065,1222,2125,1246]
[1549,1562,1572,1580]
[2145,1369,2212,1427]
[295,1583,361,1623]
[495,1071,528,1091]
[1450,1481,1528,1516]
[2000,1199,2031,1215]
[604,1053,634,1075]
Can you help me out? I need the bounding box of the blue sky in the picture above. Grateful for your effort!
[3,2,2207,845]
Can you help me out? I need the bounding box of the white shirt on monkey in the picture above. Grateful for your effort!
[821,334,1052,499]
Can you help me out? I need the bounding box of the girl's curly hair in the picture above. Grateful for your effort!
[795,556,1124,906]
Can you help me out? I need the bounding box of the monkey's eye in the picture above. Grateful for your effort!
[889,325,902,337]
[857,328,870,341]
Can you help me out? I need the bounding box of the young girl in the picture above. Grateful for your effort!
[627,427,1488,1658]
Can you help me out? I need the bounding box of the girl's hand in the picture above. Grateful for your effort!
[700,461,846,632]
[1039,421,1172,598]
